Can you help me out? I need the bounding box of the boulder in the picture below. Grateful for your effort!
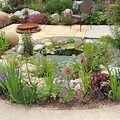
[63,9,73,16]
[0,59,7,67]
[74,83,81,91]
[29,11,40,16]
[51,13,60,23]
[33,44,44,51]
[17,45,24,54]
[44,41,52,46]
[5,32,19,46]
[0,11,9,24]
[21,63,36,73]
[14,11,23,18]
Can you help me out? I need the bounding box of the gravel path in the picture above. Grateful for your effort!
[0,100,120,120]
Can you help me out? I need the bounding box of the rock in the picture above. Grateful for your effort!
[14,11,23,18]
[74,83,81,91]
[51,13,60,23]
[21,8,29,14]
[29,11,40,16]
[74,78,82,83]
[28,9,34,15]
[37,78,46,87]
[69,80,77,88]
[17,45,24,54]
[5,31,19,46]
[0,11,9,24]
[0,59,7,67]
[63,9,73,16]
[21,63,36,73]
[84,39,94,43]
[33,44,44,51]
[99,64,106,71]
[44,41,52,46]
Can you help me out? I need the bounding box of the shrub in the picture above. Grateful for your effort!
[22,32,33,56]
[2,5,11,13]
[83,11,102,25]
[19,13,48,24]
[27,13,48,24]
[61,16,72,25]
[108,4,120,25]
[0,16,9,29]
[10,15,20,23]
[30,3,46,13]
[44,0,73,14]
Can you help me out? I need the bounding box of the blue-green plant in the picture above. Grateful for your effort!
[105,65,120,100]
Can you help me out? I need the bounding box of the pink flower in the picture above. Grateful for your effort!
[80,56,90,63]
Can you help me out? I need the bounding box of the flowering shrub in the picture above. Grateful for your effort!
[0,16,9,28]
[19,13,48,24]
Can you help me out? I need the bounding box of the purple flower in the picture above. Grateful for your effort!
[0,74,6,81]
[73,82,77,87]
[58,77,63,81]
[63,91,67,96]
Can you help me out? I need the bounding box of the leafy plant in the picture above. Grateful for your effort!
[34,55,55,78]
[10,15,20,23]
[44,61,55,86]
[44,0,73,14]
[90,72,110,100]
[108,4,120,25]
[112,26,120,49]
[105,65,120,100]
[80,70,91,93]
[22,32,33,56]
[61,16,73,25]
[83,11,102,25]
[0,57,38,105]
[2,4,11,13]
[0,32,9,56]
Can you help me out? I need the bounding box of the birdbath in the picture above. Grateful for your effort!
[16,23,41,33]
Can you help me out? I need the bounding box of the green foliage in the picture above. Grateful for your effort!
[44,0,73,14]
[30,3,46,13]
[112,26,120,49]
[35,55,55,78]
[105,65,120,100]
[37,86,50,102]
[83,11,101,25]
[37,83,75,103]
[22,32,33,56]
[61,16,73,25]
[108,4,120,25]
[44,61,55,86]
[16,5,24,10]
[2,5,11,13]
[67,37,75,44]
[10,15,20,23]
[99,35,114,45]
[0,32,9,55]
[80,70,91,93]
[59,87,74,103]
[0,57,38,105]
